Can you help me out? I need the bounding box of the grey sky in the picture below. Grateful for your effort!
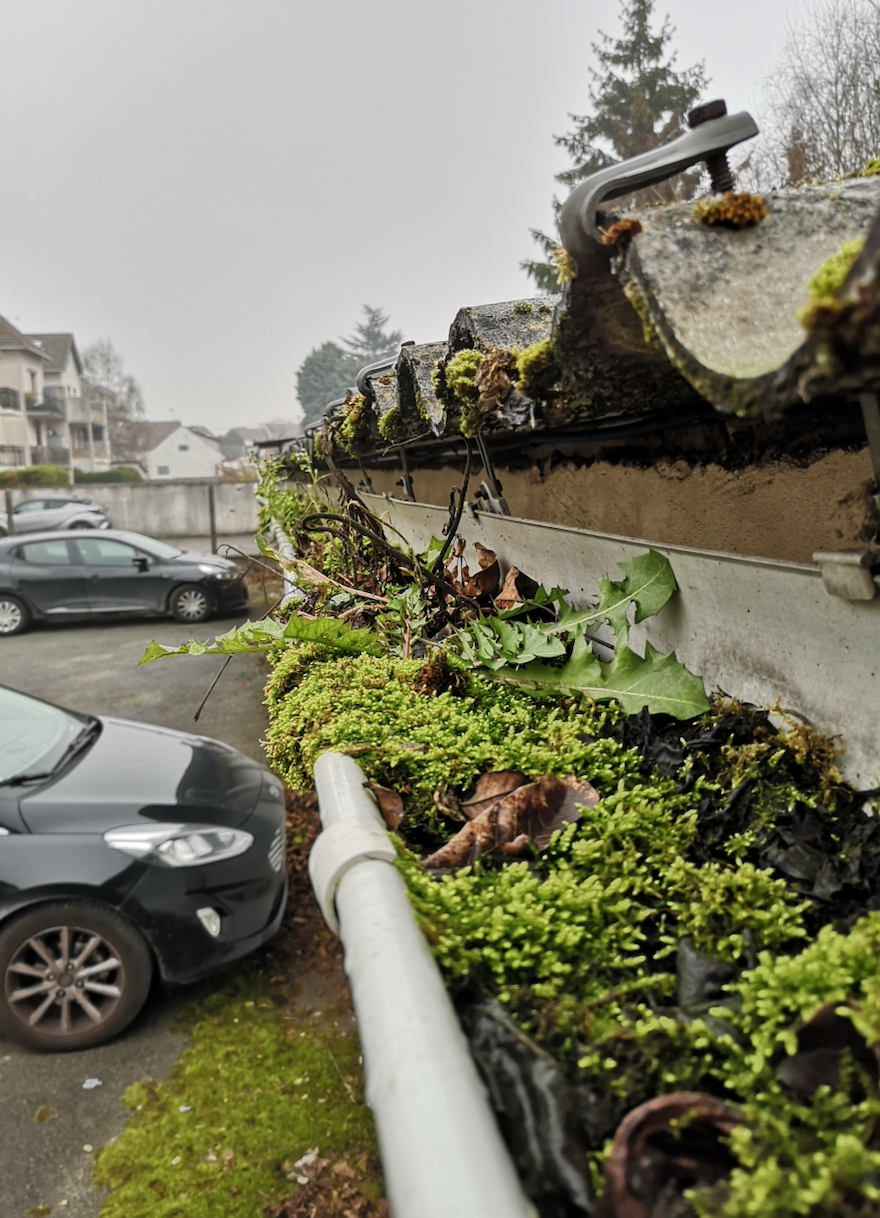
[0,0,810,433]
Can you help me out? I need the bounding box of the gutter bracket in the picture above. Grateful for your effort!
[309,815,397,935]
[813,548,880,601]
[397,445,415,501]
[474,434,511,516]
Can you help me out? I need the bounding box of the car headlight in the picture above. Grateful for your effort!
[197,564,235,579]
[104,824,253,867]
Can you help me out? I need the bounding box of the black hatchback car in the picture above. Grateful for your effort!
[0,529,247,636]
[0,684,287,1050]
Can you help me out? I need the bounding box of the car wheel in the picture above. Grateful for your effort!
[0,902,152,1052]
[68,521,94,530]
[169,583,212,623]
[0,594,30,636]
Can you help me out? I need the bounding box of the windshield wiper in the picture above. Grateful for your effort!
[0,720,100,788]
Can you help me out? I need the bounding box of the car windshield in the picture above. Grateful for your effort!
[114,532,182,560]
[0,687,92,783]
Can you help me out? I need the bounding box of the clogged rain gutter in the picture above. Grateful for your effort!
[309,751,534,1218]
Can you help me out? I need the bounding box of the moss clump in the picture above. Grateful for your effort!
[798,236,866,329]
[623,281,662,350]
[551,244,578,285]
[693,192,768,227]
[861,157,880,177]
[601,217,643,247]
[336,394,371,457]
[512,300,533,315]
[514,339,558,399]
[438,349,483,403]
[376,404,405,442]
[94,971,378,1218]
[264,647,626,826]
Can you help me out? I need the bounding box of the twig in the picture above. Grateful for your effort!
[194,656,232,722]
[433,438,473,575]
[323,1044,356,1102]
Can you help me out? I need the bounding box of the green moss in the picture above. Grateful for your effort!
[798,236,867,328]
[861,157,880,177]
[441,349,483,403]
[514,339,557,398]
[264,648,626,825]
[512,301,533,315]
[377,404,405,442]
[94,970,378,1218]
[337,394,370,457]
[622,281,662,350]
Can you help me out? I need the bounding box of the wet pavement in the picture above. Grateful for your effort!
[0,610,270,1218]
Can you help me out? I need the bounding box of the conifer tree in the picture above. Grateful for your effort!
[523,0,707,291]
[341,305,404,365]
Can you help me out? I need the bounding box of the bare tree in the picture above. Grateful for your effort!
[748,0,880,188]
[82,338,146,420]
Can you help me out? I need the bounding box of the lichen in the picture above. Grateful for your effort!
[798,236,867,329]
[861,157,880,177]
[693,192,768,228]
[512,300,533,315]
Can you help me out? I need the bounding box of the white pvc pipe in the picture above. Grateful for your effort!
[311,752,534,1218]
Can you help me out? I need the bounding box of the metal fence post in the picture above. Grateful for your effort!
[4,488,14,535]
[208,483,218,554]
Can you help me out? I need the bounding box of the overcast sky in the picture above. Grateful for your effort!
[0,0,812,433]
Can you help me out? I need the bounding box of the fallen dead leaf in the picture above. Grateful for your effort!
[367,782,404,831]
[462,544,500,598]
[461,770,527,821]
[495,567,540,611]
[776,1002,879,1098]
[423,774,599,872]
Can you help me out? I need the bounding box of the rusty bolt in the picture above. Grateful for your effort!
[688,99,736,193]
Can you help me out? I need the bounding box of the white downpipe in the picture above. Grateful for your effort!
[268,517,300,605]
[310,752,533,1218]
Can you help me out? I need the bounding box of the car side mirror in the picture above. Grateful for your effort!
[133,556,150,573]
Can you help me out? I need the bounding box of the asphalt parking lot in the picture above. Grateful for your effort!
[0,610,271,1218]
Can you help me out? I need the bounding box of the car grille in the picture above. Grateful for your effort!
[268,825,286,873]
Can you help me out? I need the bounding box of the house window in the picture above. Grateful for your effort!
[157,465,170,476]
[29,371,37,395]
[0,388,21,411]
[178,444,189,451]
[0,446,25,466]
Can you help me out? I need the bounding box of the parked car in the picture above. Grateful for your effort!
[0,682,287,1050]
[0,495,110,536]
[0,530,248,636]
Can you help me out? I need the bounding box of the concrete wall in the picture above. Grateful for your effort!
[6,479,261,554]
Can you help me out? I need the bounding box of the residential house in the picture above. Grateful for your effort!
[27,333,110,472]
[0,314,48,468]
[117,421,223,480]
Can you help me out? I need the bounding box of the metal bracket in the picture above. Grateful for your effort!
[396,446,415,501]
[308,816,397,934]
[813,549,880,601]
[559,104,758,255]
[473,434,510,516]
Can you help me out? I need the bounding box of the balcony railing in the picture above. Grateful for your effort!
[31,445,71,466]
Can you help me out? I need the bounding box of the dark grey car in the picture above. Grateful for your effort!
[0,530,248,636]
[0,495,110,536]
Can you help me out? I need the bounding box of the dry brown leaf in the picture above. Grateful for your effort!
[593,1093,742,1218]
[423,774,599,872]
[461,770,527,820]
[368,782,403,831]
[775,1001,879,1097]
[495,566,541,610]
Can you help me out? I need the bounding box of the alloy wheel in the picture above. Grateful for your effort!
[0,598,23,635]
[4,923,125,1040]
[175,588,209,620]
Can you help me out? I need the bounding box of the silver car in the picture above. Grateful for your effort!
[0,496,110,537]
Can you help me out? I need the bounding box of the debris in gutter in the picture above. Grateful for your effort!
[692,191,768,227]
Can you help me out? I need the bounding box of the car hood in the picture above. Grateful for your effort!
[20,717,266,834]
[173,551,238,571]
